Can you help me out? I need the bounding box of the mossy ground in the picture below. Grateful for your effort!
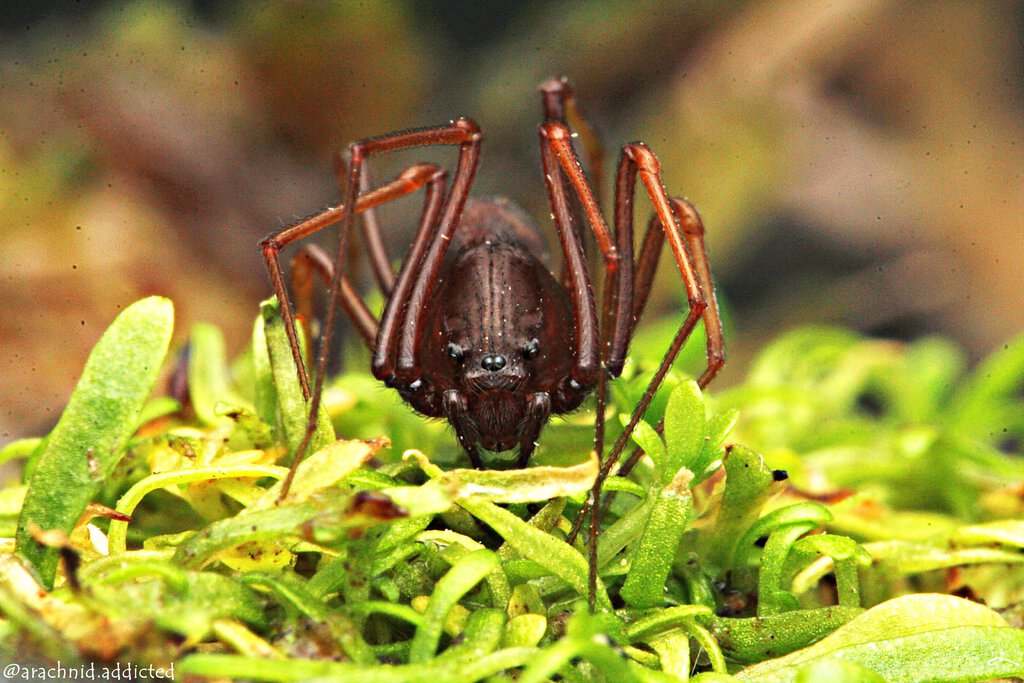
[1,297,1023,681]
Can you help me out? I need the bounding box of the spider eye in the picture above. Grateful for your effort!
[447,343,465,362]
[523,338,540,359]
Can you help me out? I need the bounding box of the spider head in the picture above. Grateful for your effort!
[441,312,547,454]
[443,336,538,394]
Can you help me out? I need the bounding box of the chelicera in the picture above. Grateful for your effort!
[260,78,724,527]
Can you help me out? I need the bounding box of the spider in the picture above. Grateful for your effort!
[260,78,724,576]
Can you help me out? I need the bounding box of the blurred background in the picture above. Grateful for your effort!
[1,0,1022,446]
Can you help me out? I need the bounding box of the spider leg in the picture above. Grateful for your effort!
[540,118,633,609]
[540,77,629,485]
[590,197,726,525]
[608,198,725,481]
[333,153,397,297]
[266,119,482,498]
[370,167,449,383]
[604,175,725,386]
[629,214,665,325]
[672,197,725,390]
[546,133,726,608]
[290,244,378,350]
[372,123,483,385]
[539,122,626,394]
[261,163,447,399]
[540,84,722,386]
[590,145,728,519]
[540,76,606,280]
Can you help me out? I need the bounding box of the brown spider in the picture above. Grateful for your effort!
[260,77,724,604]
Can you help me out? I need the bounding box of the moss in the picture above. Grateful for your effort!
[1,300,1022,681]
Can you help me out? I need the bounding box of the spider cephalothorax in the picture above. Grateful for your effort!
[402,198,579,460]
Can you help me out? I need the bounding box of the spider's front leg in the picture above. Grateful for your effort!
[264,119,482,498]
[261,163,448,399]
[538,112,628,609]
[602,143,725,474]
[538,83,726,611]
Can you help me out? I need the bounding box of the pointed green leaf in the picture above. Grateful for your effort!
[628,419,668,478]
[250,310,278,427]
[427,452,597,504]
[692,408,739,482]
[708,606,863,664]
[792,658,887,682]
[736,594,1024,682]
[409,548,499,663]
[260,297,334,456]
[663,380,706,481]
[16,297,174,586]
[621,469,694,609]
[733,503,832,570]
[93,569,266,642]
[952,519,1024,549]
[700,444,777,570]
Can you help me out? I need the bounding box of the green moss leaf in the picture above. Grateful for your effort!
[15,297,174,587]
[93,569,267,642]
[700,444,777,570]
[629,419,668,476]
[708,606,863,664]
[861,539,1024,574]
[692,408,739,482]
[251,438,381,509]
[179,647,539,682]
[952,519,1024,549]
[469,497,611,612]
[172,489,399,569]
[620,469,694,609]
[409,548,500,663]
[792,658,887,682]
[0,439,43,469]
[663,380,706,481]
[426,453,597,504]
[249,310,278,427]
[949,334,1024,439]
[260,297,334,457]
[733,503,832,571]
[187,322,235,426]
[736,594,1024,682]
[409,451,611,611]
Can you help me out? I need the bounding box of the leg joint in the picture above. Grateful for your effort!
[604,245,622,270]
[441,388,466,416]
[540,120,572,142]
[604,358,626,381]
[453,116,483,142]
[528,391,552,417]
[260,236,280,254]
[669,197,705,236]
[567,367,597,394]
[347,140,366,164]
[623,143,660,174]
[688,296,709,318]
[539,76,571,97]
